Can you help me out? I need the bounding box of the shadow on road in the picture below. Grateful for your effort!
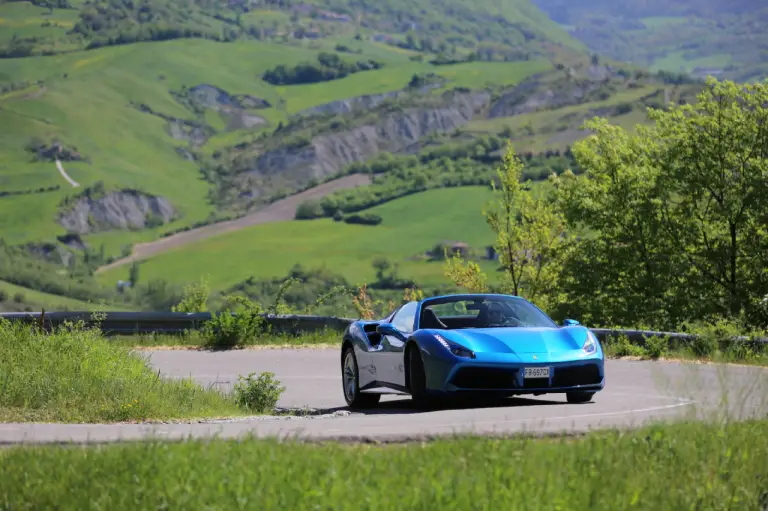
[344,395,571,415]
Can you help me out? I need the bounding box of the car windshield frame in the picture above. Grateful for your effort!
[418,294,558,330]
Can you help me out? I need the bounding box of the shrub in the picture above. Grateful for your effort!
[344,213,382,225]
[233,371,285,412]
[171,278,210,313]
[644,334,669,360]
[682,317,743,357]
[605,333,646,357]
[201,296,265,349]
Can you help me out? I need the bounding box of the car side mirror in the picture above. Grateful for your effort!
[376,322,404,339]
[563,319,580,326]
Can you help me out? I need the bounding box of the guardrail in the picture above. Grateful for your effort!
[0,311,355,336]
[1,311,767,348]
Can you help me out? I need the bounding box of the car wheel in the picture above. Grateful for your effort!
[342,347,380,409]
[566,391,595,404]
[406,343,431,409]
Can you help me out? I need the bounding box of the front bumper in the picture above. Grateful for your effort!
[427,357,605,395]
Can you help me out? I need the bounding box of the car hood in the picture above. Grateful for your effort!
[440,326,590,354]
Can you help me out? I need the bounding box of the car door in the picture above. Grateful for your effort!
[379,301,417,389]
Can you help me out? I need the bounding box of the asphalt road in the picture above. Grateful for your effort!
[1,349,766,444]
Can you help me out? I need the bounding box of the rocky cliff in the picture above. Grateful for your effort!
[488,64,620,117]
[237,90,492,191]
[59,190,178,234]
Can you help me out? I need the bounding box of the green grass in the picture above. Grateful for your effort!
[639,16,690,30]
[0,37,550,253]
[277,59,551,114]
[1,418,766,509]
[97,185,539,290]
[0,2,81,52]
[0,318,245,422]
[0,279,135,312]
[650,51,733,74]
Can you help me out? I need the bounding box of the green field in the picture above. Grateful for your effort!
[650,51,733,74]
[2,418,766,509]
[0,2,81,52]
[0,36,551,253]
[0,279,132,312]
[97,185,534,290]
[277,58,552,114]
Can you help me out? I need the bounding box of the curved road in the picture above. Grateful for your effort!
[1,350,766,444]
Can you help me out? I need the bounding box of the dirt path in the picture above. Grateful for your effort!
[94,173,371,274]
[55,158,80,187]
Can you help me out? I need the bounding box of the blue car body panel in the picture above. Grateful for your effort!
[340,293,605,398]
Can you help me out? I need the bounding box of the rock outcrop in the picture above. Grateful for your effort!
[294,81,443,118]
[488,65,620,118]
[59,190,177,234]
[240,90,491,190]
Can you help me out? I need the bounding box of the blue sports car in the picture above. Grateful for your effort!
[340,293,605,409]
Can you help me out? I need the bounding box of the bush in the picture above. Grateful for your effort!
[233,372,285,412]
[644,334,669,359]
[683,317,768,360]
[344,213,382,226]
[262,53,383,85]
[605,333,646,357]
[201,296,266,349]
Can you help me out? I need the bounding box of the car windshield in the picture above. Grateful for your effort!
[419,295,558,330]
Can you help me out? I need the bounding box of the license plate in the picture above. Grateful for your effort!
[524,367,550,378]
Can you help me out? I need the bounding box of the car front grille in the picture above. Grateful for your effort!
[449,363,602,390]
[551,363,602,387]
[450,367,519,389]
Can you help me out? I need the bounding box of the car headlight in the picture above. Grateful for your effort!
[582,331,598,354]
[435,334,475,359]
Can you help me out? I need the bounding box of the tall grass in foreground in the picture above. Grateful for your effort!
[1,419,767,509]
[0,318,245,422]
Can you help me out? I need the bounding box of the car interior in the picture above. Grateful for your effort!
[419,300,524,330]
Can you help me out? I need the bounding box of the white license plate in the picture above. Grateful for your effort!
[524,367,550,378]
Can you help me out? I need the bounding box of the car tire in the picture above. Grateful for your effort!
[566,391,595,404]
[342,346,380,409]
[406,343,431,409]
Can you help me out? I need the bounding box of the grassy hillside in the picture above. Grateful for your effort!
[0,0,585,57]
[96,185,548,290]
[532,0,768,83]
[0,36,549,249]
[0,279,130,312]
[0,0,715,312]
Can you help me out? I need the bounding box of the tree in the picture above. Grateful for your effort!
[482,144,568,309]
[171,278,210,313]
[652,78,768,316]
[555,77,768,327]
[552,119,683,327]
[129,261,140,286]
[444,252,489,293]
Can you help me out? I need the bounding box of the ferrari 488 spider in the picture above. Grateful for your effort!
[340,293,604,408]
